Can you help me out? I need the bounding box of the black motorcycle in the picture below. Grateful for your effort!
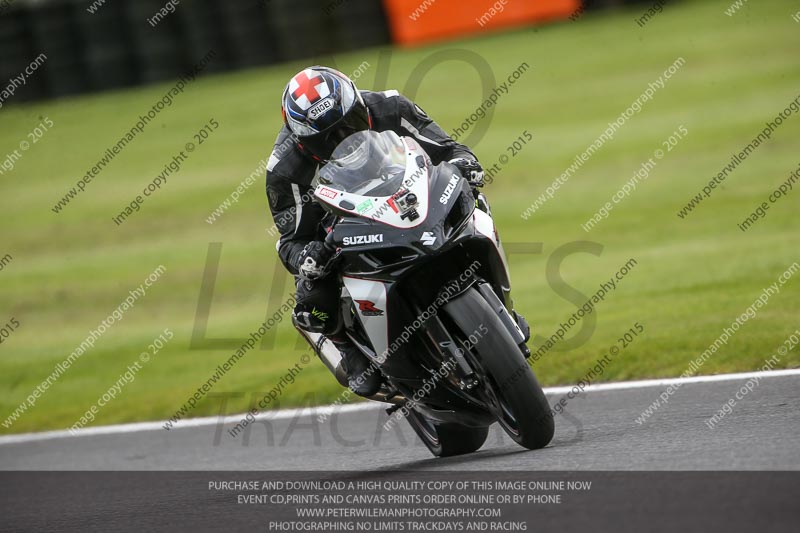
[303,130,553,457]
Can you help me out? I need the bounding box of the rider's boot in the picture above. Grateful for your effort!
[330,334,381,397]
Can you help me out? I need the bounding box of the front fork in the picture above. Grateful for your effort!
[475,283,531,359]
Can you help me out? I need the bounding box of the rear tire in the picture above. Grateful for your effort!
[443,287,554,450]
[405,408,489,457]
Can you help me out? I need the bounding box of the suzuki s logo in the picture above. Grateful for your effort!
[421,232,436,246]
[342,234,384,246]
[439,175,459,204]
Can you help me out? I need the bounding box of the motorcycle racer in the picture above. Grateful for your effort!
[265,66,485,397]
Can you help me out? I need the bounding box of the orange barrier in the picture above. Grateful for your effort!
[382,0,580,46]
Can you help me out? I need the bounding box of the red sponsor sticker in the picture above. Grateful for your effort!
[318,187,339,199]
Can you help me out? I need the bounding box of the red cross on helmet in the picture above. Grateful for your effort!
[281,66,371,161]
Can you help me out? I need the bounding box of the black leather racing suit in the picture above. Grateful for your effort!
[265,89,477,335]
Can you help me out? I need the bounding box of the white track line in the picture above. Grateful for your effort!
[1,368,798,446]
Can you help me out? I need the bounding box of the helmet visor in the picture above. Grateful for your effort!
[299,99,370,161]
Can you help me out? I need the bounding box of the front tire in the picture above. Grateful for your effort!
[443,287,554,450]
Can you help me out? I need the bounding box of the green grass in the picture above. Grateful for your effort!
[1,0,798,434]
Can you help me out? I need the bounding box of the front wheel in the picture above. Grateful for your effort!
[443,287,554,450]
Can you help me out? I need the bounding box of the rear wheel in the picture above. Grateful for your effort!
[443,287,554,450]
[405,408,489,457]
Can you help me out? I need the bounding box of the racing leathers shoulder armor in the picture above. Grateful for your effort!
[265,90,477,275]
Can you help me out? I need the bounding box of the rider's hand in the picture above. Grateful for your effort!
[449,158,485,188]
[297,241,332,280]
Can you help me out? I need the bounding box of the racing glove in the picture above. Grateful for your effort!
[296,241,333,280]
[449,158,485,189]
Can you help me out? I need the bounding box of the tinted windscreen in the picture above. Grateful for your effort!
[319,130,409,196]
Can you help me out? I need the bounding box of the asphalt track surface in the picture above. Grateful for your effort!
[1,371,798,470]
